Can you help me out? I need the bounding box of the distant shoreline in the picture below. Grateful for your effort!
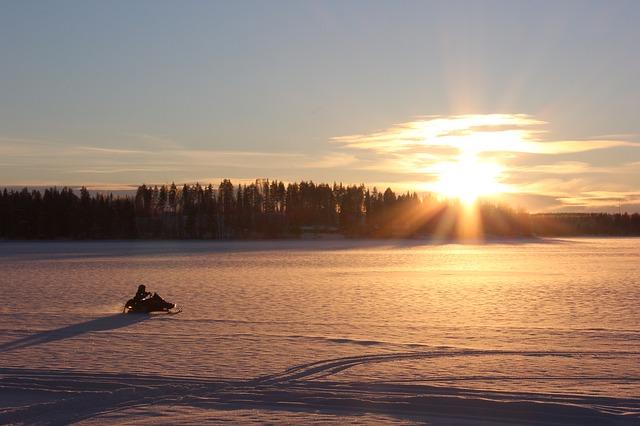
[2,235,640,244]
[3,185,640,241]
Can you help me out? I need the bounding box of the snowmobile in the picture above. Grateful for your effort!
[123,292,180,314]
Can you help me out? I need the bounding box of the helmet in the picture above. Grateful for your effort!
[138,284,146,291]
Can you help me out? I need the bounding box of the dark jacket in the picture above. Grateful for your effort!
[133,287,151,302]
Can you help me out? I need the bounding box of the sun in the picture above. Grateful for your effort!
[432,153,503,204]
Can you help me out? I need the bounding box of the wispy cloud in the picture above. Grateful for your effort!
[332,114,635,155]
[77,146,148,155]
[302,153,359,169]
[507,161,609,175]
[0,134,327,186]
[558,191,640,207]
[69,166,183,174]
[124,132,182,150]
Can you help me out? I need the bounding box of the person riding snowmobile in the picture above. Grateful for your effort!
[124,284,177,314]
[133,284,151,303]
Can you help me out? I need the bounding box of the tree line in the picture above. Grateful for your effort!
[1,181,640,239]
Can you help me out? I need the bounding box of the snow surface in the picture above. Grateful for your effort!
[1,239,639,424]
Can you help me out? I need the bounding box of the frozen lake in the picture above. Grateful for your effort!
[1,238,639,424]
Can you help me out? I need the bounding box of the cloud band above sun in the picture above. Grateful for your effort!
[332,114,634,155]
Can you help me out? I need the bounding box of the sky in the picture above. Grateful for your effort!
[1,0,639,212]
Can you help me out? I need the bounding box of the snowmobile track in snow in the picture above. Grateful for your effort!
[2,349,640,425]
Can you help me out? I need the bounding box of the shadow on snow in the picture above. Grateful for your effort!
[0,314,148,353]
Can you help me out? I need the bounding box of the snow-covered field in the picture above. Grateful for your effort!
[1,239,639,424]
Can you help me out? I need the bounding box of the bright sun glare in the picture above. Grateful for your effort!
[433,153,504,205]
